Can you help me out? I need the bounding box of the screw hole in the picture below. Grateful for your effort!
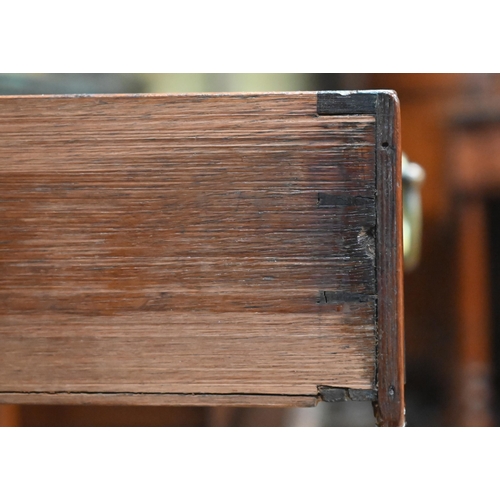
[382,141,389,148]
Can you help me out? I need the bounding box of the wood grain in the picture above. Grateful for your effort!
[0,92,396,413]
[373,91,405,426]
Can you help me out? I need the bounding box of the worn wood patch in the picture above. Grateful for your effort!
[0,93,393,410]
[318,386,377,402]
[317,91,378,115]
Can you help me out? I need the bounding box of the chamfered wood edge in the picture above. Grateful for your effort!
[373,91,405,427]
[0,91,318,98]
[0,392,318,407]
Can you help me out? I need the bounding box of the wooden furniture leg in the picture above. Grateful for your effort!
[456,198,494,426]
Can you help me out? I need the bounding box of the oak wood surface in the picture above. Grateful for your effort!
[0,92,401,420]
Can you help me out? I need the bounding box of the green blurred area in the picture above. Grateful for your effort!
[0,73,319,94]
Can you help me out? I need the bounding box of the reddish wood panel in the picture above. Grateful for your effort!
[0,94,379,403]
[16,405,207,427]
[0,404,20,426]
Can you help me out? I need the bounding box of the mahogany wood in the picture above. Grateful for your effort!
[0,91,403,425]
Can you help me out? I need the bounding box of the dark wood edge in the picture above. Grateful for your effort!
[373,91,405,426]
[316,90,405,425]
[0,392,318,407]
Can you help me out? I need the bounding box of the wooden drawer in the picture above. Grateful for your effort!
[0,91,404,426]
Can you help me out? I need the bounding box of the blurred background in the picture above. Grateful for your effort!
[0,73,499,427]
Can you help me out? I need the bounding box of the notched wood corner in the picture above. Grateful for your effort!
[318,385,377,403]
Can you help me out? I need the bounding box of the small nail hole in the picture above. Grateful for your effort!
[382,141,389,148]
